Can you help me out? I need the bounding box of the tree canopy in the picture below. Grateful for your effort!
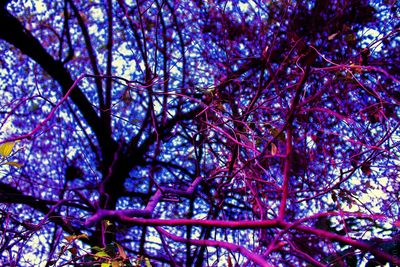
[0,0,399,266]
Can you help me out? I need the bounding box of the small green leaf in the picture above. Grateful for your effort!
[95,251,110,258]
[3,161,23,168]
[91,246,103,252]
[0,142,16,157]
[145,257,152,267]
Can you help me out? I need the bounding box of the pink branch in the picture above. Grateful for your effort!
[156,227,274,267]
[0,73,87,145]
[286,222,400,265]
[86,177,205,225]
[278,125,292,220]
[86,207,399,264]
[86,213,280,228]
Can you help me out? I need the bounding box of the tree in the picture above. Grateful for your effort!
[0,0,399,266]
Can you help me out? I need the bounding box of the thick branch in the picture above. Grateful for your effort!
[157,227,273,267]
[0,9,109,149]
[0,182,88,236]
[292,223,400,266]
[66,0,104,107]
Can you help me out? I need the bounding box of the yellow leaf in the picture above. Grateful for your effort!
[64,234,88,243]
[271,143,278,156]
[101,263,111,267]
[0,142,16,157]
[145,257,152,267]
[64,235,76,243]
[115,242,127,260]
[76,233,89,240]
[3,161,23,168]
[328,32,339,40]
